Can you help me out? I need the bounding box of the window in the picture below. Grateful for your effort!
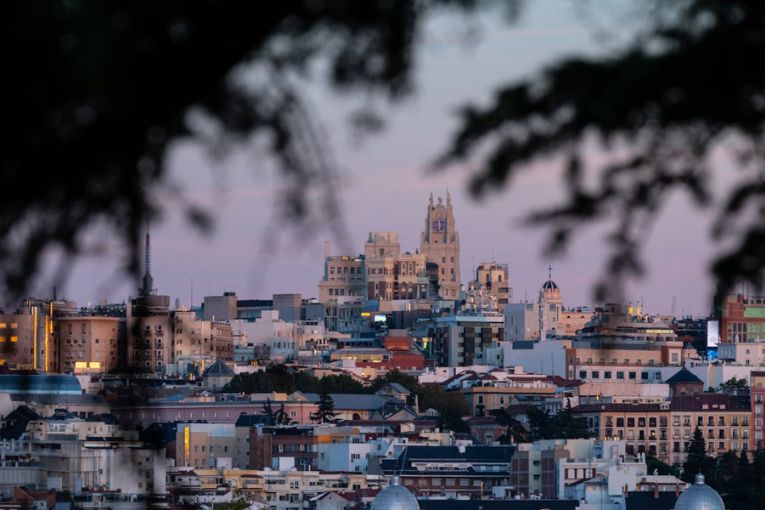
[616,372,625,380]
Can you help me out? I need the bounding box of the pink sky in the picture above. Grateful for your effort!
[59,3,719,316]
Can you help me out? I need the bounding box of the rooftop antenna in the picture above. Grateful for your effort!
[141,220,154,297]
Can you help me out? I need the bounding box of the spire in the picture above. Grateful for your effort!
[141,221,154,297]
[548,264,552,280]
[446,187,452,207]
[429,192,434,208]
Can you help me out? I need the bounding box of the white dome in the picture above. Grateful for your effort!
[674,473,724,510]
[371,476,419,510]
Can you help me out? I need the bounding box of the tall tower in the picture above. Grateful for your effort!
[420,192,461,300]
[141,224,154,297]
[539,265,562,340]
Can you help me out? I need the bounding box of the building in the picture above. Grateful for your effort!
[365,232,430,301]
[504,274,588,341]
[176,423,237,469]
[571,393,752,467]
[539,269,563,340]
[717,293,765,343]
[464,261,510,313]
[419,193,461,300]
[751,371,765,448]
[505,302,540,341]
[126,228,173,372]
[381,445,515,498]
[318,256,366,304]
[427,312,504,367]
[55,315,122,373]
[203,292,237,321]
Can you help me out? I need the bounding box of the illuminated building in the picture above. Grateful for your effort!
[419,192,461,301]
[56,315,122,373]
[365,232,430,301]
[464,261,510,313]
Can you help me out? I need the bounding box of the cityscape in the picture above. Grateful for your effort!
[0,193,761,510]
[5,2,763,510]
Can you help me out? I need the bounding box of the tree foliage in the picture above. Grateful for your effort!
[223,364,367,394]
[683,427,712,483]
[646,455,679,477]
[526,406,591,440]
[439,0,765,301]
[718,377,749,394]
[2,0,504,299]
[311,389,337,424]
[418,384,470,433]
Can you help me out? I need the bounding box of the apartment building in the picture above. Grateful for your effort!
[572,394,752,467]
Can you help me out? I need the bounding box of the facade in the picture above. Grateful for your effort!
[381,445,515,498]
[572,394,752,467]
[751,371,765,448]
[126,295,173,372]
[318,256,366,303]
[176,423,237,469]
[505,303,540,341]
[465,261,510,313]
[365,232,430,301]
[55,316,122,373]
[566,338,684,382]
[718,293,765,343]
[539,272,563,340]
[419,193,461,300]
[429,313,505,367]
[203,292,237,321]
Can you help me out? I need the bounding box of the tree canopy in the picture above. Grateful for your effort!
[438,0,765,302]
[6,1,765,301]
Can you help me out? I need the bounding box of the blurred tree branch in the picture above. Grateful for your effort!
[438,0,765,306]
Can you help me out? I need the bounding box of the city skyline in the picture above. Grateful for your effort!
[50,3,714,316]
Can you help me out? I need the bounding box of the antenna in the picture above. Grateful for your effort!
[141,221,155,296]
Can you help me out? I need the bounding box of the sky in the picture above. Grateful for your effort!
[62,1,717,316]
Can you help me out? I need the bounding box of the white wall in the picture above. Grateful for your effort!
[502,340,569,377]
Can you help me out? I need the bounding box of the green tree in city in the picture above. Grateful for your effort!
[417,384,470,433]
[718,377,749,394]
[489,408,530,444]
[645,455,679,477]
[683,427,711,483]
[311,389,337,424]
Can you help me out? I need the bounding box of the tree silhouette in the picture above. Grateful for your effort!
[2,0,512,299]
[7,2,764,301]
[311,389,337,424]
[438,1,765,302]
[683,427,711,483]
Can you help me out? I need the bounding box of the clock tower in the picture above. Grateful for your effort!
[420,192,461,300]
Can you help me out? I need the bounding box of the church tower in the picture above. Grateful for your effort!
[539,265,563,340]
[420,192,461,300]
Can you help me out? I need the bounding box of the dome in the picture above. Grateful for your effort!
[371,476,419,510]
[542,279,559,291]
[674,473,724,510]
